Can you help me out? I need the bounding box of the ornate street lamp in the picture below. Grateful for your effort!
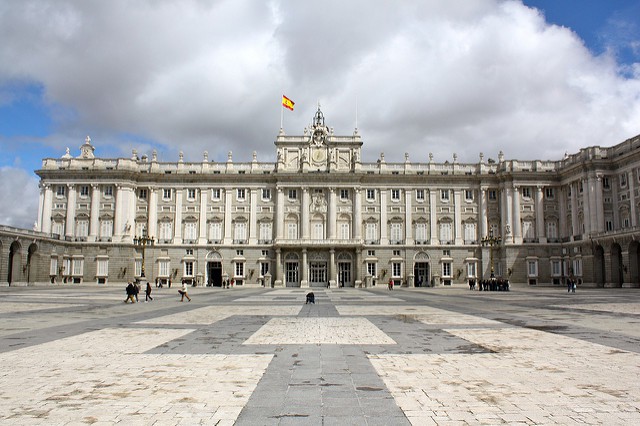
[133,233,154,278]
[481,231,502,278]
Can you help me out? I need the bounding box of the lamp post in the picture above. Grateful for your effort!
[481,231,502,278]
[133,233,154,278]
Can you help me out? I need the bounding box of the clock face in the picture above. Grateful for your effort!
[312,148,326,163]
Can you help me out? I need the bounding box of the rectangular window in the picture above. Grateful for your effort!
[340,189,349,200]
[72,258,84,276]
[366,189,376,201]
[103,186,113,197]
[367,250,375,256]
[467,262,476,278]
[416,189,425,201]
[50,257,58,276]
[521,187,531,198]
[235,262,244,277]
[80,185,89,197]
[442,262,451,277]
[76,220,89,237]
[572,258,583,276]
[97,259,108,276]
[184,222,197,240]
[620,173,627,188]
[159,260,170,277]
[135,259,142,277]
[313,222,324,239]
[439,222,452,243]
[56,185,66,197]
[236,249,244,256]
[390,223,402,242]
[262,188,271,200]
[605,220,613,231]
[546,221,557,239]
[237,188,246,200]
[465,190,474,201]
[392,262,402,277]
[365,223,377,241]
[522,221,534,239]
[211,188,221,200]
[159,222,173,241]
[259,222,272,241]
[288,189,297,200]
[186,249,194,255]
[602,177,610,189]
[163,189,171,200]
[545,187,554,198]
[339,222,350,239]
[260,261,269,277]
[391,189,400,201]
[187,188,196,200]
[100,220,113,238]
[441,189,450,201]
[527,260,538,277]
[367,262,377,277]
[415,223,427,242]
[209,222,222,241]
[139,188,148,199]
[488,190,497,200]
[287,223,298,239]
[184,261,194,277]
[464,223,476,243]
[551,260,561,276]
[234,222,247,241]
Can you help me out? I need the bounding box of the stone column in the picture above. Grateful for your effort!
[405,189,412,244]
[301,188,310,240]
[301,248,308,288]
[535,186,546,243]
[174,189,183,244]
[224,188,233,243]
[65,184,76,239]
[275,187,284,239]
[114,184,123,240]
[89,184,100,241]
[629,171,637,227]
[454,189,463,245]
[148,188,158,238]
[380,189,388,244]
[558,186,567,238]
[275,248,283,287]
[512,186,522,244]
[582,178,591,235]
[595,175,604,233]
[570,182,579,237]
[41,184,53,234]
[354,188,362,240]
[479,187,488,239]
[249,188,257,244]
[328,188,337,239]
[329,248,336,287]
[429,189,438,245]
[198,188,208,245]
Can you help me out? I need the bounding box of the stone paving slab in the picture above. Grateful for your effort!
[554,302,640,315]
[137,305,302,325]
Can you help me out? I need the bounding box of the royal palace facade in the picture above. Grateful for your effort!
[2,107,640,288]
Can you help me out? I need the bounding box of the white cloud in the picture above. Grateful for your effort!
[1,0,640,226]
[0,167,39,229]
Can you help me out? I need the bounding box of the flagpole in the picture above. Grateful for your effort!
[280,95,284,130]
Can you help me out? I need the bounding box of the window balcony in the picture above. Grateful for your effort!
[233,239,248,245]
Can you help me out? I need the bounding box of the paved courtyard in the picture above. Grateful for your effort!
[0,284,639,425]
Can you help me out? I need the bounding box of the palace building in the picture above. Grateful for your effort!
[3,107,640,288]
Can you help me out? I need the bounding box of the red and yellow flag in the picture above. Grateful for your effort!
[282,95,295,111]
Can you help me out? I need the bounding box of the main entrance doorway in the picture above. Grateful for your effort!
[309,261,328,287]
[414,262,429,287]
[207,261,222,286]
[285,261,299,287]
[338,262,352,287]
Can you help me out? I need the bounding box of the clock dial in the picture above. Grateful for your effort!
[312,149,326,162]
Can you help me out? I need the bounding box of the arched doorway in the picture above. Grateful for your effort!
[413,252,430,287]
[27,243,37,284]
[594,245,605,287]
[611,243,623,288]
[206,251,223,287]
[285,252,300,287]
[337,252,353,287]
[8,241,22,285]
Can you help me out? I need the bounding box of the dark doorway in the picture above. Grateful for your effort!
[207,261,222,286]
[594,245,605,287]
[414,262,429,287]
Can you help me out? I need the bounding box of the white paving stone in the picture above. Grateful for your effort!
[243,317,397,345]
[136,305,301,325]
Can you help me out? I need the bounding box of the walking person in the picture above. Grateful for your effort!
[145,282,153,302]
[133,282,140,302]
[124,282,136,303]
[178,281,192,302]
[388,279,394,290]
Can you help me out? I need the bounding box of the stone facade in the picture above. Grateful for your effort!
[2,108,640,287]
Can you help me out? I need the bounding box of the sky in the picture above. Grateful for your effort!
[1,0,640,229]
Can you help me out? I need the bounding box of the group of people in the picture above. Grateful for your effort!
[469,278,510,291]
[567,278,578,293]
[124,280,191,303]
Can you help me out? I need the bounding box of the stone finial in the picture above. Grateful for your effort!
[498,151,504,163]
[132,149,138,160]
[429,153,433,163]
[179,151,184,162]
[62,147,72,159]
[252,151,257,162]
[453,153,458,163]
[203,151,208,162]
[227,151,233,162]
[479,152,484,163]
[152,150,157,162]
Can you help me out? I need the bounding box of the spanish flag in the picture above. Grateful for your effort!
[282,95,295,111]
